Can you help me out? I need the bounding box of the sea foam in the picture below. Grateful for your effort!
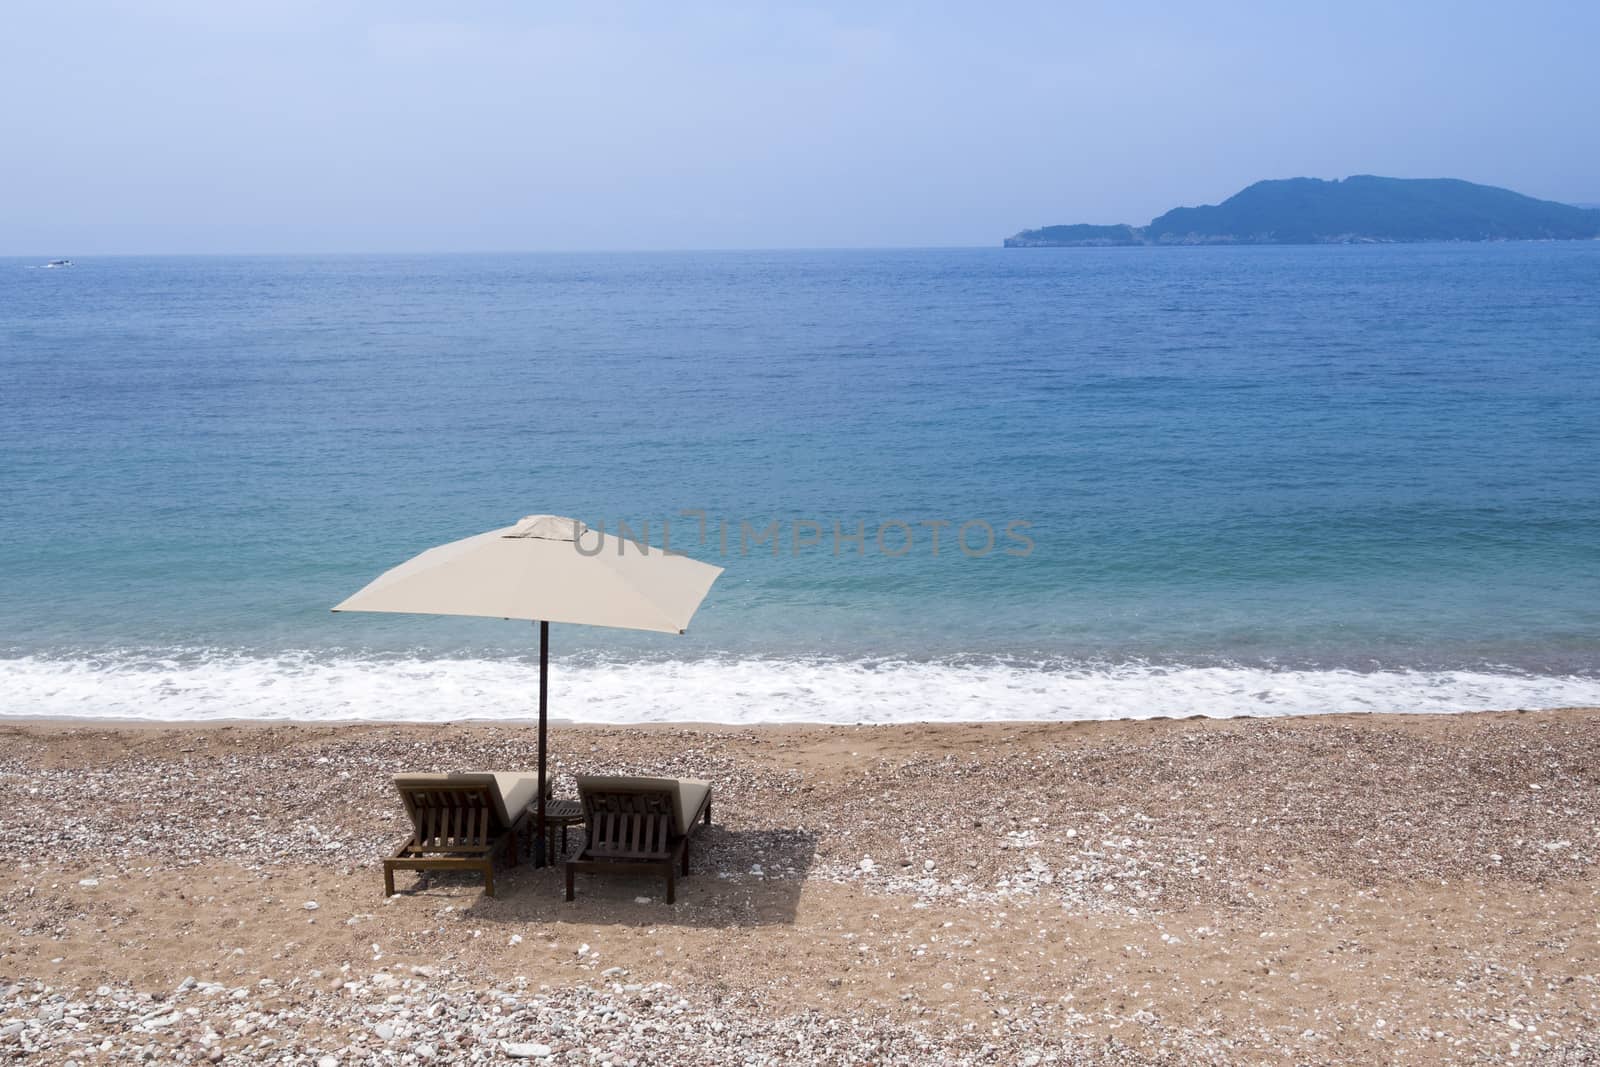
[1,652,1597,724]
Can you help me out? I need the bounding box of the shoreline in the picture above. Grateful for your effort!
[8,652,1600,726]
[0,702,1593,731]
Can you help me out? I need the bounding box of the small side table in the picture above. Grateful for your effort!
[531,799,585,865]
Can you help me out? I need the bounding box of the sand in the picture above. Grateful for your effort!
[2,709,1599,1064]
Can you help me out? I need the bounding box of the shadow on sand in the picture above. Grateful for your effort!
[392,826,819,928]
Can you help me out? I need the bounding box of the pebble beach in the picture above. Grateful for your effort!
[3,708,1599,1065]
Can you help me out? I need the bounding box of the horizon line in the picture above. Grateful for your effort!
[1,244,1001,259]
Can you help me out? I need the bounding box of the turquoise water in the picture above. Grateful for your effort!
[3,245,1598,722]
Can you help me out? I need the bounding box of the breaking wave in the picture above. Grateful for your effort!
[1,651,1597,724]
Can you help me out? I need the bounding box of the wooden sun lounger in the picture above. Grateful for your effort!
[566,775,714,905]
[385,772,541,898]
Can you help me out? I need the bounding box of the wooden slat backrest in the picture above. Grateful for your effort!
[581,789,675,860]
[401,785,496,853]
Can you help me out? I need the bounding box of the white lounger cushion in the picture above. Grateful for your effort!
[392,771,541,830]
[575,774,711,835]
[675,779,711,831]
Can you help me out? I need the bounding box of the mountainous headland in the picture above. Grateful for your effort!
[1005,176,1600,247]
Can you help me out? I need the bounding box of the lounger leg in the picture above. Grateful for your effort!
[704,801,711,825]
[383,864,395,898]
[565,863,576,902]
[483,862,495,898]
[665,866,676,906]
[682,838,691,876]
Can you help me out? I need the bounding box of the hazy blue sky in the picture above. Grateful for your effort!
[4,2,1597,253]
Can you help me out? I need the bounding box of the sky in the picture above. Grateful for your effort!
[3,1,1598,254]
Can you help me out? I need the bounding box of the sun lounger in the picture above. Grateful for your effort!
[566,775,713,904]
[385,772,542,897]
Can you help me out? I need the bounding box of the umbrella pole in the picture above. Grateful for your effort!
[536,619,549,868]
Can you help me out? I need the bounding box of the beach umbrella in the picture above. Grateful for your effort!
[332,514,722,864]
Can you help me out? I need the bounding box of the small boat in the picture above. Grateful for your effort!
[43,259,72,268]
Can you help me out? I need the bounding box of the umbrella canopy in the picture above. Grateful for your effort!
[333,513,723,864]
[333,514,720,633]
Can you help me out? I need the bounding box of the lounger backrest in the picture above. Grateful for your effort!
[575,775,692,833]
[575,775,687,860]
[394,773,514,850]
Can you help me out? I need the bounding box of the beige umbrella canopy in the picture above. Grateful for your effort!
[334,514,723,863]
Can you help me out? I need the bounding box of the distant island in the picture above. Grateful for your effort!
[1005,176,1600,247]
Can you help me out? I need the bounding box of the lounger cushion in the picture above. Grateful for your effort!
[392,771,540,830]
[488,772,541,826]
[675,779,711,831]
[575,774,712,835]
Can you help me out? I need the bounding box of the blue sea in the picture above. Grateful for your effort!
[3,245,1598,723]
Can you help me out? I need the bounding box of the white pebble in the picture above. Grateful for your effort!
[504,1041,553,1058]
